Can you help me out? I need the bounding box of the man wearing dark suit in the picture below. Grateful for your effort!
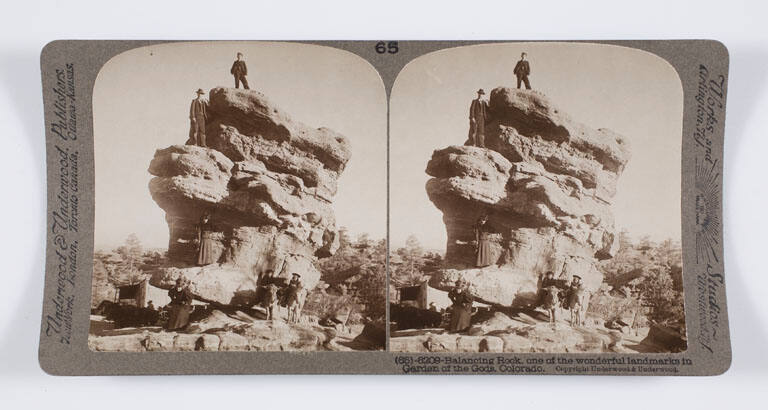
[468,89,489,147]
[189,89,208,147]
[230,52,250,89]
[513,52,532,90]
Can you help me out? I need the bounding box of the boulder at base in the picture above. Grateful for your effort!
[87,310,362,352]
[426,88,631,306]
[148,88,351,304]
[389,311,648,354]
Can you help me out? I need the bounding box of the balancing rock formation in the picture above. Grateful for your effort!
[426,87,631,306]
[148,88,350,305]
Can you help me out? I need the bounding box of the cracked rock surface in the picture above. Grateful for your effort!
[148,88,351,304]
[426,88,631,306]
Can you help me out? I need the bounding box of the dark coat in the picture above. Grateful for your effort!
[282,279,304,306]
[189,98,207,120]
[469,98,489,122]
[448,288,473,332]
[166,286,193,330]
[231,60,248,76]
[563,282,584,309]
[168,286,193,306]
[514,60,531,77]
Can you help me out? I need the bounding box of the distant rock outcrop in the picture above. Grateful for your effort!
[426,88,631,306]
[148,88,351,305]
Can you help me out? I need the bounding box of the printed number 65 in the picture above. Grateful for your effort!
[375,41,399,54]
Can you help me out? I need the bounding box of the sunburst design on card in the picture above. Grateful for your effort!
[694,157,721,264]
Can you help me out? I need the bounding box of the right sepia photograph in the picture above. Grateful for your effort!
[389,42,686,353]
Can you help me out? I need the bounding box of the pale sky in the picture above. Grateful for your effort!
[390,42,683,250]
[93,41,387,251]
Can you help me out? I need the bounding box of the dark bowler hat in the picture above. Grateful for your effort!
[477,88,486,95]
[196,88,205,95]
[572,275,582,280]
[292,273,301,278]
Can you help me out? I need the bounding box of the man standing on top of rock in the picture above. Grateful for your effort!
[230,52,250,89]
[188,88,208,147]
[468,88,489,148]
[513,52,532,90]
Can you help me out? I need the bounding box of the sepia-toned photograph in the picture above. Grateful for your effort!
[88,42,387,352]
[389,42,687,353]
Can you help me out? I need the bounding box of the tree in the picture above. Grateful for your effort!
[312,232,387,323]
[116,234,143,270]
[597,235,685,333]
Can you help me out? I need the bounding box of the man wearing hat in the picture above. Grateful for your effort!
[230,52,250,89]
[188,88,208,147]
[513,52,532,90]
[565,275,586,326]
[282,273,303,307]
[468,88,489,148]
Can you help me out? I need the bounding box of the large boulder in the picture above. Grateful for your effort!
[427,88,630,306]
[148,88,351,304]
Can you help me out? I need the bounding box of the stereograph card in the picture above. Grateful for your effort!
[38,40,731,375]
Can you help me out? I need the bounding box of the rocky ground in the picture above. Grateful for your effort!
[389,309,662,354]
[89,309,382,352]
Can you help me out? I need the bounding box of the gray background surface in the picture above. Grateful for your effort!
[3,1,767,409]
[38,39,729,375]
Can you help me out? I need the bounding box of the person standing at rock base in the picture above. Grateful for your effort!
[448,278,474,333]
[565,275,587,326]
[230,52,250,89]
[474,213,494,267]
[536,271,559,306]
[166,277,193,330]
[282,273,303,307]
[188,89,208,147]
[513,52,532,90]
[468,89,489,147]
[196,213,216,266]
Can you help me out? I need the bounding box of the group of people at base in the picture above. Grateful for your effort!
[445,273,586,334]
[162,271,306,331]
[186,52,252,148]
[256,269,305,320]
[537,271,587,326]
[467,52,532,148]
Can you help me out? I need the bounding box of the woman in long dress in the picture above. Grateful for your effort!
[166,277,193,330]
[448,279,474,333]
[197,213,215,266]
[474,214,494,267]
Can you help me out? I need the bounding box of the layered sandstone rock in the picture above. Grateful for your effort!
[148,88,350,304]
[427,88,631,306]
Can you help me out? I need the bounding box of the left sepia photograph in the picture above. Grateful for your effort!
[88,42,387,352]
